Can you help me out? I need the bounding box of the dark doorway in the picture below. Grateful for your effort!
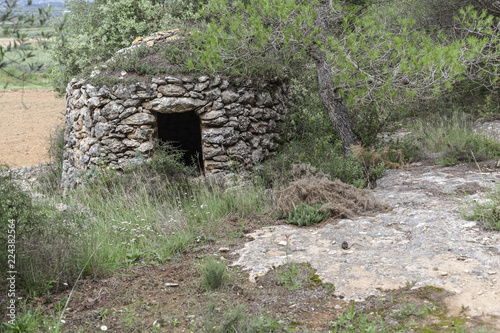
[156,111,204,170]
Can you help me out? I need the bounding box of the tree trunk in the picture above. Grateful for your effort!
[312,49,359,151]
[311,0,359,152]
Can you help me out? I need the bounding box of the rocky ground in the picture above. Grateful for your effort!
[234,161,500,328]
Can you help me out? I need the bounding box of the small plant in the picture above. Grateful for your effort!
[462,195,500,231]
[405,280,418,289]
[203,303,280,333]
[201,258,228,290]
[285,203,328,227]
[276,262,303,290]
[276,262,316,291]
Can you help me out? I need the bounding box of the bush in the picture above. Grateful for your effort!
[51,0,165,92]
[408,111,500,166]
[0,175,84,296]
[200,259,228,290]
[203,303,280,333]
[285,203,328,227]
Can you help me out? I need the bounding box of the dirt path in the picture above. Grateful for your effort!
[0,89,65,167]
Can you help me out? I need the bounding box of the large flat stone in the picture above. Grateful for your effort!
[143,97,207,113]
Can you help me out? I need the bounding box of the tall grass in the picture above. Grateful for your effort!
[63,161,272,276]
[0,174,86,296]
[394,111,500,166]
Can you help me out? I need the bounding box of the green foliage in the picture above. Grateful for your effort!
[285,203,328,227]
[204,303,280,333]
[256,77,382,188]
[192,0,319,77]
[51,0,164,91]
[351,145,403,186]
[476,94,500,121]
[276,262,315,290]
[0,174,84,295]
[463,188,500,231]
[258,138,384,188]
[409,111,500,166]
[62,145,272,277]
[201,259,228,290]
[1,304,44,333]
[137,140,193,179]
[0,0,53,89]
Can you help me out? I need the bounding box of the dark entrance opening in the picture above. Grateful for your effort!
[156,111,204,171]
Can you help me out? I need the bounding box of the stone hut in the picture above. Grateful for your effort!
[61,74,288,188]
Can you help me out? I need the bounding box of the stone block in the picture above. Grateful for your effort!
[122,112,155,125]
[102,101,124,120]
[158,84,186,97]
[221,90,239,104]
[119,107,137,119]
[143,97,207,113]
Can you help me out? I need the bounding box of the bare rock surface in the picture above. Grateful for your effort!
[232,163,500,325]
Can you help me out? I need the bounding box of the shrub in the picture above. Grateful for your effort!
[409,111,500,166]
[275,262,316,290]
[203,303,280,333]
[51,0,165,92]
[0,174,84,295]
[201,259,228,290]
[351,145,404,187]
[285,203,328,227]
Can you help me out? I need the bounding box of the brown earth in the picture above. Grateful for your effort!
[0,89,65,167]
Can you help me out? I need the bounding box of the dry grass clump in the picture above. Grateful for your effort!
[288,163,331,181]
[276,176,386,219]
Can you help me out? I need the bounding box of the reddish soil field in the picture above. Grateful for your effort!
[0,89,65,167]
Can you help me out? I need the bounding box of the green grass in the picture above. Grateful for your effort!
[1,301,60,333]
[201,259,228,290]
[60,163,272,277]
[394,111,500,166]
[462,181,500,231]
[275,262,317,291]
[1,42,55,89]
[203,303,280,333]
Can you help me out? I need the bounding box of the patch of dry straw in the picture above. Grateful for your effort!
[275,176,386,219]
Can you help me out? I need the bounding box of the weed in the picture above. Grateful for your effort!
[1,301,60,332]
[201,259,228,290]
[0,174,84,295]
[408,111,500,166]
[462,180,500,231]
[203,303,280,333]
[285,203,328,227]
[275,262,317,291]
[405,280,418,289]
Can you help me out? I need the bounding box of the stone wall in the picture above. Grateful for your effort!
[62,75,288,188]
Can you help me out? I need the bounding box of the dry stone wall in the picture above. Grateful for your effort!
[62,75,288,188]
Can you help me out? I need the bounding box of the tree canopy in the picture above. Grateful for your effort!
[190,0,500,149]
